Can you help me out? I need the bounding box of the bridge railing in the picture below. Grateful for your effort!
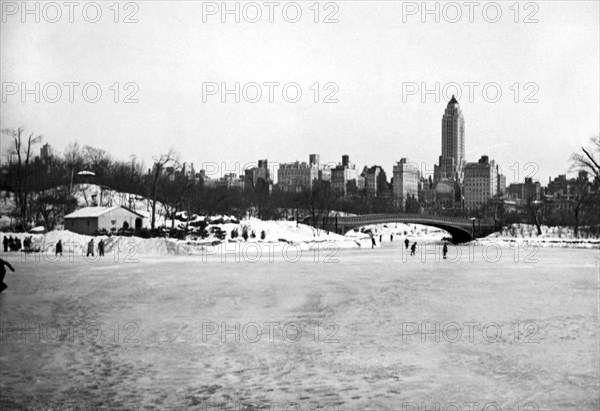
[320,214,495,226]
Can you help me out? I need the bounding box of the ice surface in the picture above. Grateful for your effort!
[0,243,598,410]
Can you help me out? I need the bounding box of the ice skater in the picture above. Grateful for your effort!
[2,236,8,253]
[56,240,63,256]
[404,238,410,249]
[371,234,376,249]
[87,239,94,257]
[390,234,394,242]
[0,257,15,293]
[443,243,448,259]
[98,239,105,257]
[410,242,417,256]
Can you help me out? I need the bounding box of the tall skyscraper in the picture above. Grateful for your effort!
[436,95,465,183]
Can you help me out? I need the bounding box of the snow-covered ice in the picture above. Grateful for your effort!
[0,242,598,410]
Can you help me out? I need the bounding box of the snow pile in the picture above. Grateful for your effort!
[0,217,366,257]
[480,223,600,248]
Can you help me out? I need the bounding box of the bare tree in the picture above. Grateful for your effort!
[524,194,543,236]
[162,174,195,229]
[570,135,600,236]
[1,127,42,228]
[34,187,77,231]
[570,175,590,237]
[83,145,112,178]
[150,148,180,229]
[63,141,85,195]
[297,180,339,234]
[571,135,600,180]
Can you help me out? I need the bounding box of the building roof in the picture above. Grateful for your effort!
[447,95,459,106]
[64,206,144,219]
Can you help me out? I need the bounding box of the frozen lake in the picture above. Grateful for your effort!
[1,242,598,410]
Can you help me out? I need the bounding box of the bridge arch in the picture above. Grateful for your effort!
[306,213,497,244]
[340,220,473,244]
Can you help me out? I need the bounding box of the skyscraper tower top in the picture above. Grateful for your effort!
[447,94,459,107]
[436,95,465,184]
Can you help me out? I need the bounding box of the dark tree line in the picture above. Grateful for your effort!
[3,128,598,236]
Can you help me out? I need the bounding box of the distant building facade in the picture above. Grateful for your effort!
[463,155,498,209]
[508,177,542,201]
[497,174,507,196]
[362,165,389,197]
[277,154,325,192]
[331,155,358,196]
[393,158,419,208]
[40,143,53,161]
[204,173,245,189]
[180,162,196,180]
[245,159,271,184]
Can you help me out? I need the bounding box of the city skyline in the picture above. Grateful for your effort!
[1,1,598,184]
[3,92,594,188]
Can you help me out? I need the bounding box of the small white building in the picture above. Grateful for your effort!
[64,206,144,235]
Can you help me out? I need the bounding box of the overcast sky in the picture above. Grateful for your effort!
[1,0,598,184]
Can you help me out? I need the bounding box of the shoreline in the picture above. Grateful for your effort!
[2,231,599,260]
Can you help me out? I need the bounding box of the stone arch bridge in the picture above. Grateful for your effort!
[306,213,499,243]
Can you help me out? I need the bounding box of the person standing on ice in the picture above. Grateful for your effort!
[443,243,448,259]
[370,234,376,249]
[410,242,417,256]
[98,239,105,257]
[87,239,94,257]
[404,238,410,249]
[56,240,63,256]
[390,234,394,242]
[0,258,15,293]
[2,236,8,253]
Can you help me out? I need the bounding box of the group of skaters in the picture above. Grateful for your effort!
[54,238,105,257]
[0,237,106,294]
[2,235,106,257]
[369,233,450,259]
[2,236,34,253]
[85,238,105,257]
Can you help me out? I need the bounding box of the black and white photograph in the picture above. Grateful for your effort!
[0,1,599,409]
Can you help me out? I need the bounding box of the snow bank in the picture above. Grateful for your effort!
[0,218,364,257]
[480,223,600,248]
